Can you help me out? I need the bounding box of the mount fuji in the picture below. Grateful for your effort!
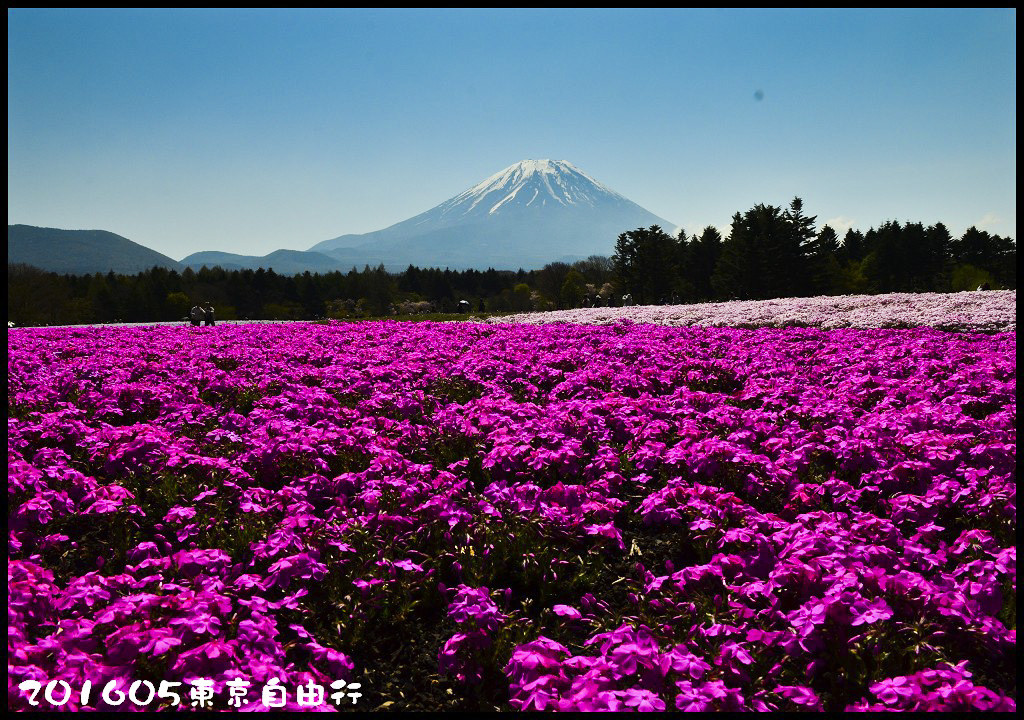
[310,159,677,270]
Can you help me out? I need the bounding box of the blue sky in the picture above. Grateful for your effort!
[7,8,1017,260]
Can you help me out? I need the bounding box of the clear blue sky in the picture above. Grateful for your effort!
[8,8,1017,260]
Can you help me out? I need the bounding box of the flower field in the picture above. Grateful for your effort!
[7,314,1017,711]
[487,290,1017,333]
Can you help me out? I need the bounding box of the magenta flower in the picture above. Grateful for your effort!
[870,675,917,705]
[553,604,582,620]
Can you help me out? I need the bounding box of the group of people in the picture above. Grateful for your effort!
[189,302,216,327]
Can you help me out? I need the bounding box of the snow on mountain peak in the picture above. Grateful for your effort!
[439,159,628,219]
[310,158,678,265]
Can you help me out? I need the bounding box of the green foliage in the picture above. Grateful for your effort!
[612,225,680,304]
[534,262,571,308]
[712,203,807,300]
[680,226,723,301]
[262,301,304,320]
[559,270,587,308]
[805,225,843,296]
[839,258,871,295]
[950,264,994,292]
[511,283,533,311]
[165,291,190,319]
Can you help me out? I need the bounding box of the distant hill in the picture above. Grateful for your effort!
[10,160,677,276]
[180,249,352,275]
[309,159,678,270]
[7,225,183,274]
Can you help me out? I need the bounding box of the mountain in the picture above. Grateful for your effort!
[9,161,677,275]
[7,225,183,274]
[180,249,350,275]
[310,159,677,270]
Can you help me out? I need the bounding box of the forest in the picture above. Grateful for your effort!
[7,198,1015,327]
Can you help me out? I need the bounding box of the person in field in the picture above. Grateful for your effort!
[204,302,216,326]
[189,304,204,327]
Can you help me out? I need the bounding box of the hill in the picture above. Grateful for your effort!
[7,225,183,275]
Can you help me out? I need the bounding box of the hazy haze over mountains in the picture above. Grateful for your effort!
[179,249,350,274]
[311,159,678,270]
[7,225,183,274]
[8,160,678,275]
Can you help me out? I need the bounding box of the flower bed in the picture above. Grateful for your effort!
[8,320,1016,711]
[486,290,1017,333]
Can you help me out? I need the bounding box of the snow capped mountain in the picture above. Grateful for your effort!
[311,159,677,270]
[437,159,629,219]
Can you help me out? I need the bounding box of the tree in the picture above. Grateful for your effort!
[920,222,953,291]
[804,225,842,295]
[535,262,571,308]
[952,226,995,268]
[165,291,191,320]
[711,204,802,300]
[862,221,909,293]
[612,225,678,304]
[510,283,532,311]
[990,234,1016,288]
[362,264,396,316]
[837,229,866,266]
[951,226,1017,288]
[950,264,994,292]
[296,271,324,317]
[572,255,615,287]
[683,226,723,301]
[780,197,815,296]
[559,270,587,308]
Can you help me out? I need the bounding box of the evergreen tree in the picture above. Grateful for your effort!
[921,222,953,291]
[297,271,324,317]
[611,225,678,304]
[952,226,994,268]
[711,204,800,300]
[786,197,817,249]
[989,234,1016,288]
[711,212,757,300]
[674,231,697,302]
[686,226,723,301]
[362,264,395,316]
[779,197,815,296]
[951,226,1016,289]
[805,225,842,295]
[862,221,911,293]
[837,229,866,265]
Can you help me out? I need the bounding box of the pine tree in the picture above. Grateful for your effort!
[612,225,678,304]
[780,197,815,296]
[921,223,953,291]
[712,204,803,300]
[805,225,842,295]
[684,226,723,301]
[711,212,760,300]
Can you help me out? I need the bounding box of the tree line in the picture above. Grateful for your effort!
[5,260,618,327]
[614,198,1015,304]
[7,197,1015,327]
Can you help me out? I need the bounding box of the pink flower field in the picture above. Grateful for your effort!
[7,307,1017,711]
[487,290,1017,333]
